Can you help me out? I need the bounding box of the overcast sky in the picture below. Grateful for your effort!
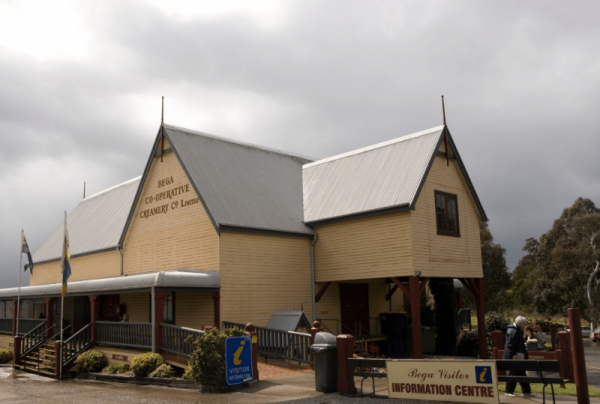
[1,0,599,288]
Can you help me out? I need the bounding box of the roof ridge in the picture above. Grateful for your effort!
[303,125,445,169]
[163,123,315,162]
[83,176,142,201]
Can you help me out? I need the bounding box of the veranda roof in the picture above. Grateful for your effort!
[0,270,219,299]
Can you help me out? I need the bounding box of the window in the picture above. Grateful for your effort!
[0,301,5,318]
[164,293,175,324]
[435,191,460,236]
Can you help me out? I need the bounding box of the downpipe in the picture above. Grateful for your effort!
[311,234,318,323]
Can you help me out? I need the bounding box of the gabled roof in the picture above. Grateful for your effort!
[32,177,141,264]
[122,124,315,237]
[266,310,312,331]
[302,125,487,223]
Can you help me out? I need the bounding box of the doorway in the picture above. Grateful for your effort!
[339,284,370,336]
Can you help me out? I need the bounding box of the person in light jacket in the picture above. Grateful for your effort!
[503,316,533,397]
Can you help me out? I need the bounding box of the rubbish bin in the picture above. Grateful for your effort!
[310,332,338,393]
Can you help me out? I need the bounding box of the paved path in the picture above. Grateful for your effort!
[1,339,599,403]
[0,367,322,403]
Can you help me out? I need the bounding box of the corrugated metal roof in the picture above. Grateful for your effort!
[164,124,314,235]
[32,177,141,263]
[303,126,444,223]
[266,311,311,331]
[0,270,219,299]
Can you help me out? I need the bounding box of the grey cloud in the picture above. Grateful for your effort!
[1,0,600,287]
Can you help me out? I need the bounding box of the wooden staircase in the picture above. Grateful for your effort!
[13,341,56,377]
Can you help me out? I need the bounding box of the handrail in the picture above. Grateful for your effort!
[21,320,47,339]
[63,323,92,367]
[96,321,151,349]
[96,321,151,325]
[50,325,71,341]
[317,318,342,335]
[223,321,311,364]
[160,323,204,357]
[160,322,205,333]
[64,323,92,344]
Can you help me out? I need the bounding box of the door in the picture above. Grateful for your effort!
[73,296,91,333]
[340,284,370,336]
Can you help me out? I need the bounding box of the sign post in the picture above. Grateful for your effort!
[388,360,500,403]
[225,336,253,386]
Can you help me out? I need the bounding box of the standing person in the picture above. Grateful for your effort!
[525,326,539,352]
[503,316,533,397]
[533,325,547,351]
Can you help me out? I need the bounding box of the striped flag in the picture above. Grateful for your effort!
[60,213,71,297]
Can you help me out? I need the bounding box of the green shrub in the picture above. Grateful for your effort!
[75,350,107,373]
[456,331,479,358]
[182,367,194,380]
[485,312,512,357]
[149,363,173,378]
[0,349,13,364]
[186,327,246,387]
[106,364,130,374]
[130,353,164,377]
[485,312,511,333]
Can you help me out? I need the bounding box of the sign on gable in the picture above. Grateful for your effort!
[225,336,253,385]
[387,359,499,403]
[138,176,200,220]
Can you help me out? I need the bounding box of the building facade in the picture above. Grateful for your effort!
[0,122,488,369]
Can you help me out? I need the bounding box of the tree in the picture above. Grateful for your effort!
[510,238,539,312]
[528,198,600,323]
[464,222,512,312]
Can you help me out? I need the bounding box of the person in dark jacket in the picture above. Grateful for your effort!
[503,316,532,397]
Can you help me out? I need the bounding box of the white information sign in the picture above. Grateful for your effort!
[387,359,499,404]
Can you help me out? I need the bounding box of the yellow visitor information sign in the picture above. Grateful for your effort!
[387,359,499,403]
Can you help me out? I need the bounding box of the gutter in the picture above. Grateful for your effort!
[310,234,318,322]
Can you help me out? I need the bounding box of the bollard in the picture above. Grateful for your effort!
[558,331,573,382]
[13,336,21,366]
[336,334,356,395]
[568,308,589,404]
[311,321,323,370]
[245,323,259,381]
[55,340,62,379]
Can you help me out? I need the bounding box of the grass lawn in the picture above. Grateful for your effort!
[498,383,600,397]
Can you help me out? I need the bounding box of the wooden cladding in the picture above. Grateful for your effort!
[123,150,219,275]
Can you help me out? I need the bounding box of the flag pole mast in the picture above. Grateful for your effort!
[16,229,23,336]
[60,211,66,380]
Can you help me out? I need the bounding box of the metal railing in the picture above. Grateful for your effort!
[223,321,312,364]
[0,319,12,334]
[21,320,49,354]
[17,319,46,336]
[318,318,342,335]
[96,321,152,349]
[161,323,204,357]
[63,323,92,366]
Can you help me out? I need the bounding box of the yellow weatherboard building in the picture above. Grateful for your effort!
[0,121,488,371]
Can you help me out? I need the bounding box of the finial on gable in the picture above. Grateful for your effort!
[161,96,165,162]
[441,95,446,126]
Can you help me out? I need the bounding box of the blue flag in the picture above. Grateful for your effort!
[61,214,71,297]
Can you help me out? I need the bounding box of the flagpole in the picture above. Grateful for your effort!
[16,229,23,336]
[60,211,66,380]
